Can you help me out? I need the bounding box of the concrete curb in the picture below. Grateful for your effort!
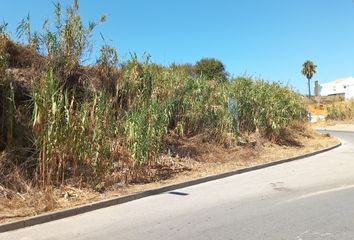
[316,128,354,133]
[0,141,342,233]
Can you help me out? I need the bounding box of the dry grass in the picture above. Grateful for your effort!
[0,35,45,69]
[309,100,354,127]
[308,103,327,116]
[0,126,338,224]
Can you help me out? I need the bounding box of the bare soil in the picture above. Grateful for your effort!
[0,129,339,224]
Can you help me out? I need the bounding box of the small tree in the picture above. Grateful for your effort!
[301,60,317,99]
[195,58,228,83]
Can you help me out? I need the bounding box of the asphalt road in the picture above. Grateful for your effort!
[1,131,354,240]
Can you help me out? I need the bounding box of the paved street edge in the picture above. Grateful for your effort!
[0,141,342,233]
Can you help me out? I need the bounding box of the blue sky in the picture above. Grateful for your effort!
[1,0,354,93]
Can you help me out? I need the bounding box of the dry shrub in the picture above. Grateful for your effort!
[276,122,314,146]
[0,36,44,69]
[0,188,57,221]
[0,152,30,196]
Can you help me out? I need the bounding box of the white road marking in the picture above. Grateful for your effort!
[285,184,354,203]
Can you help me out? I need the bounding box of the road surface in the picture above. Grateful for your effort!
[1,131,354,240]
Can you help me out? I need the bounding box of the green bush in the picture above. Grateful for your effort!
[194,58,228,83]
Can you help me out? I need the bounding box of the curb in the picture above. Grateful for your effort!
[0,141,342,233]
[316,128,354,133]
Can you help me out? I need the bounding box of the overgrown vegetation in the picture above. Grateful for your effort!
[326,101,354,121]
[32,69,115,187]
[230,78,307,141]
[0,0,308,194]
[0,34,15,150]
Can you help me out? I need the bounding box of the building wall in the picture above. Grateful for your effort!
[320,83,346,96]
[346,85,354,100]
[319,77,354,100]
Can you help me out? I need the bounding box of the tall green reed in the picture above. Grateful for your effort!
[32,69,114,187]
[230,77,307,140]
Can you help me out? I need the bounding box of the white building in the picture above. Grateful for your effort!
[319,77,354,100]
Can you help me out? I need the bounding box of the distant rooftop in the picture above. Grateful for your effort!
[322,77,354,86]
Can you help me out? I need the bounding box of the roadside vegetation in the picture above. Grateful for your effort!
[326,100,354,121]
[0,0,321,219]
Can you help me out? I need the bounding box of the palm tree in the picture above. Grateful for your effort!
[301,60,317,99]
